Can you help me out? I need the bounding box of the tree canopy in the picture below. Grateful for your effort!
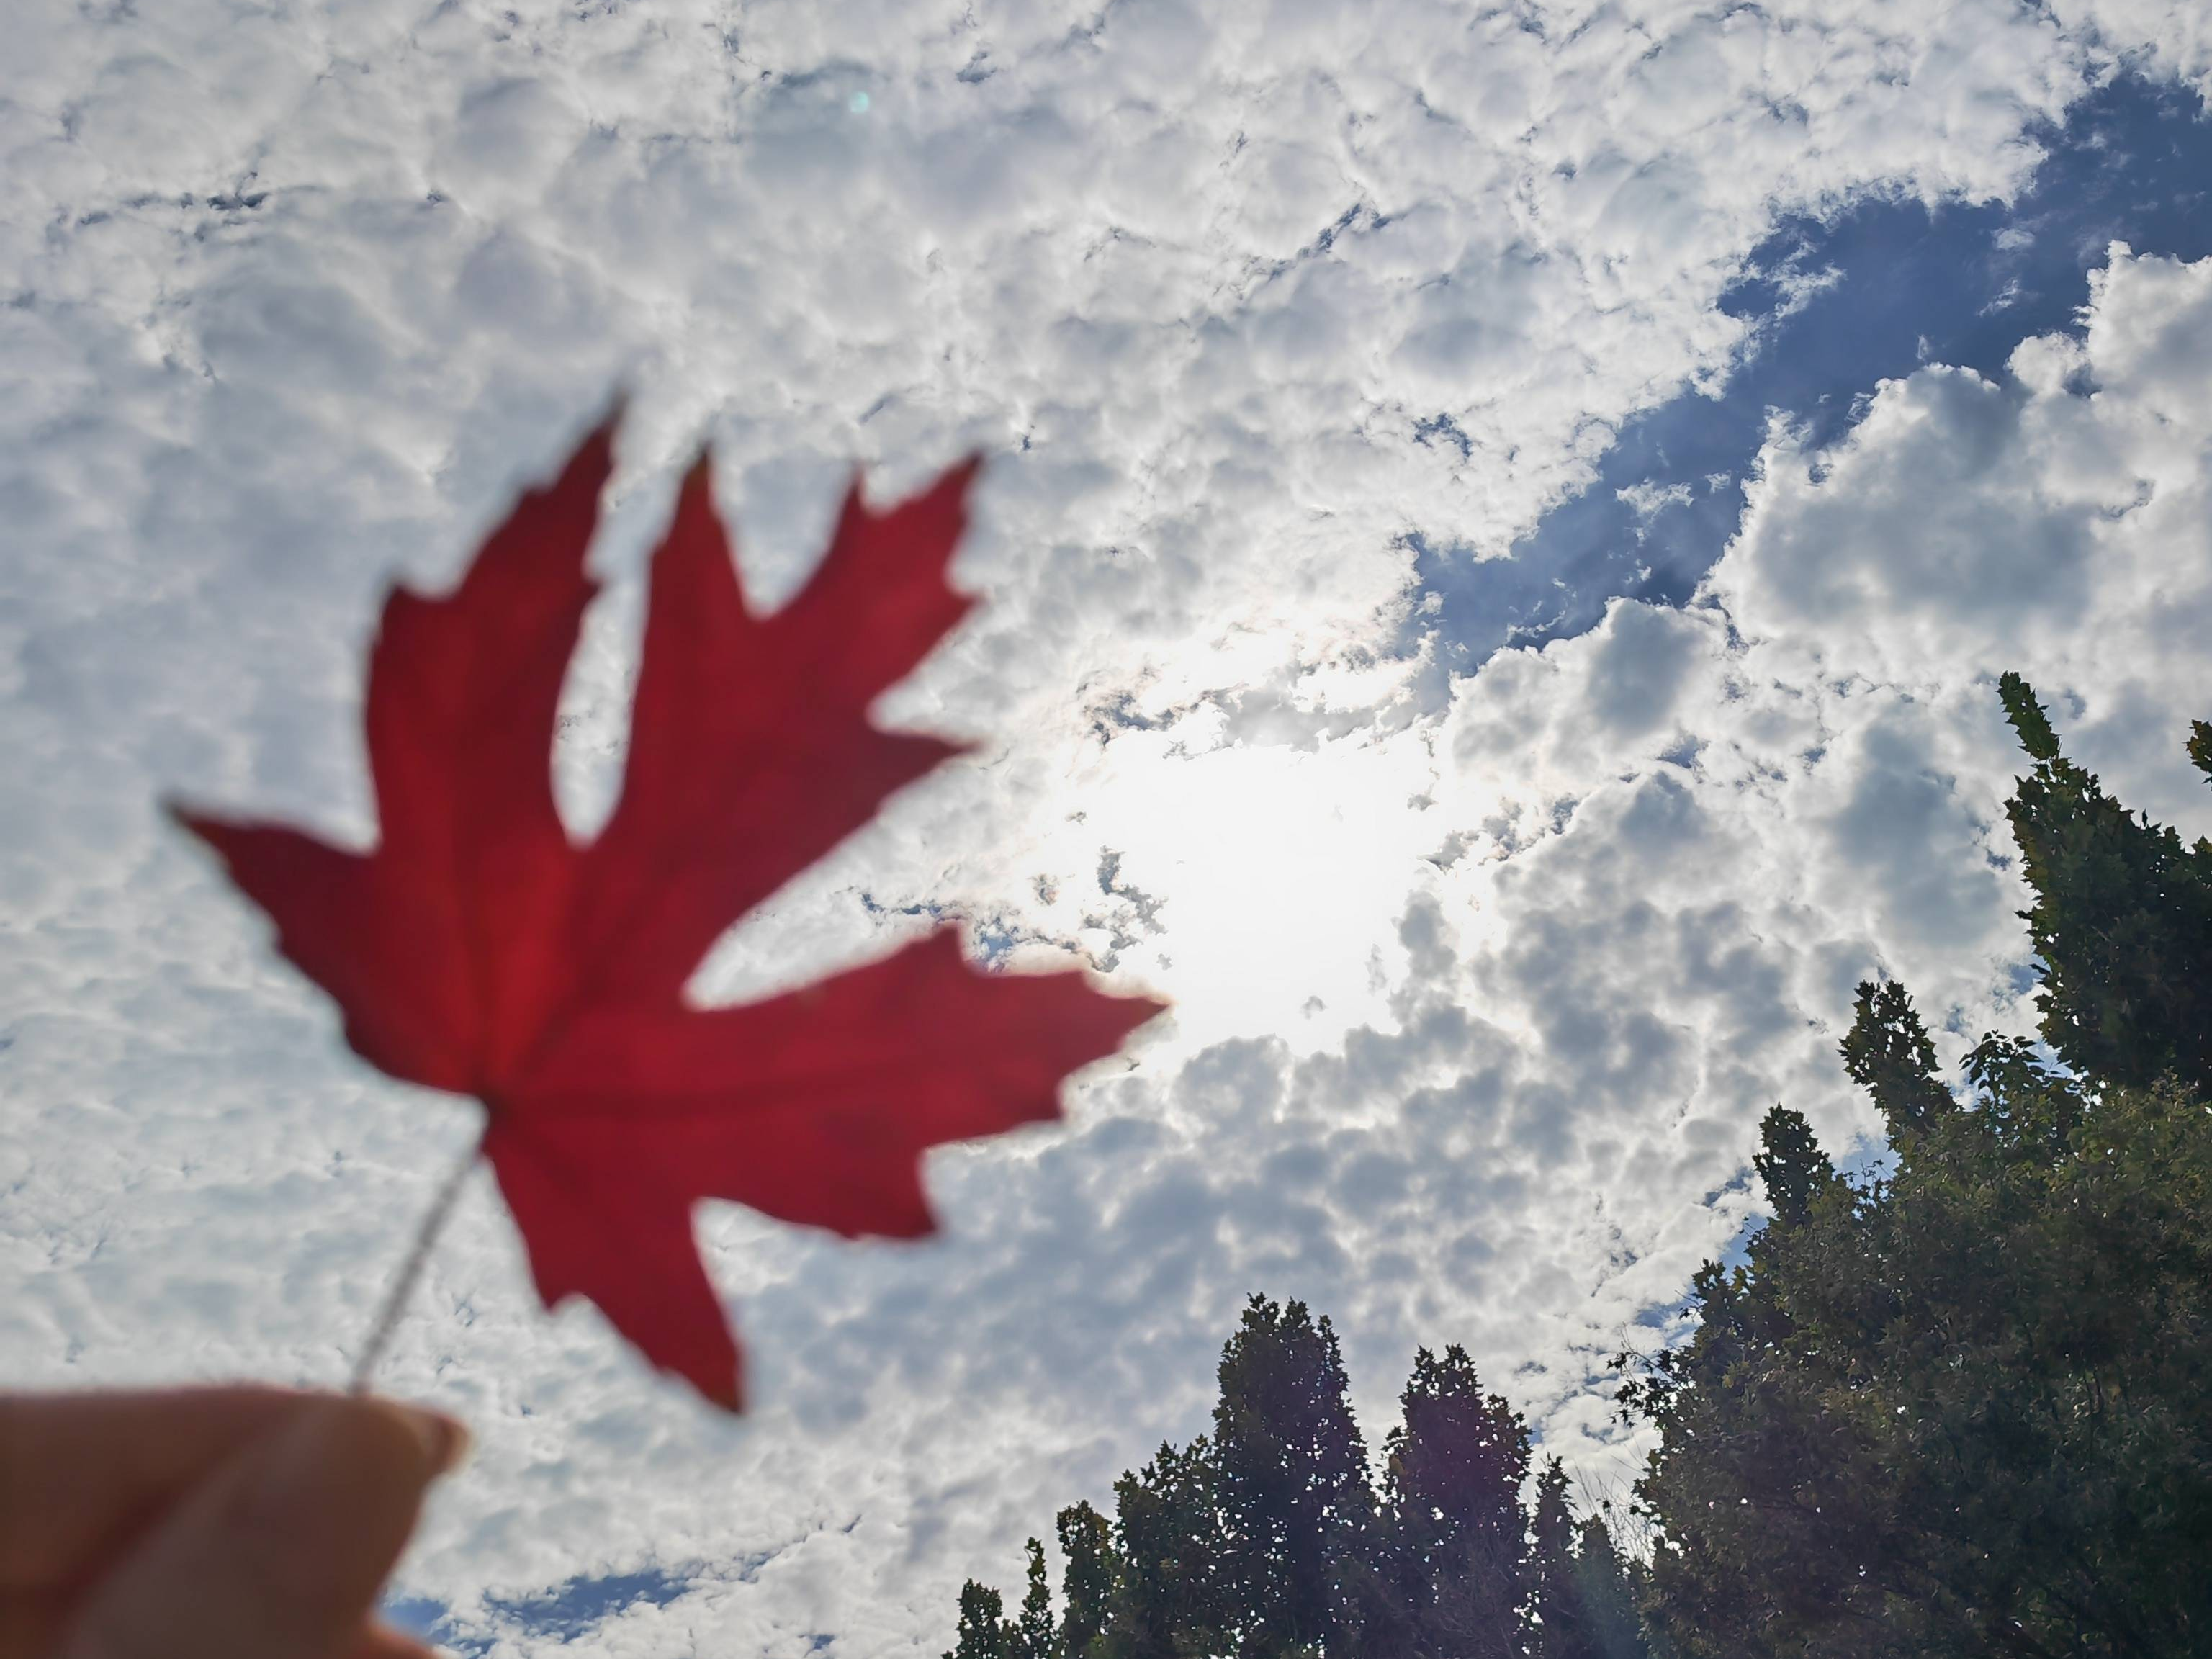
[1629,677,2212,1657]
[943,1300,1645,1659]
[948,675,2212,1658]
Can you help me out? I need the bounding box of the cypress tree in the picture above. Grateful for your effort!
[1375,1345,1528,1659]
[1528,1460,1593,1659]
[1838,980,1951,1143]
[1016,1538,1056,1659]
[1058,1501,1118,1659]
[1569,1513,1652,1659]
[1528,1465,1655,1659]
[1212,1296,1377,1658]
[1107,1438,1226,1659]
[1638,1034,2212,1652]
[1998,671,2212,1094]
[948,1581,1020,1659]
[1751,1104,1840,1229]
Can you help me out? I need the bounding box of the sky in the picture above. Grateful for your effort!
[5,1,2212,1654]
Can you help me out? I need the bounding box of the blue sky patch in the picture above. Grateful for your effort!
[1413,70,2212,670]
[385,1565,697,1655]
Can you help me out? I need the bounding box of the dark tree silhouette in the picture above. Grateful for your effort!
[1750,1105,1842,1231]
[948,1581,1020,1659]
[1058,1501,1118,1659]
[1212,1296,1377,1658]
[1374,1346,1529,1659]
[1107,1438,1227,1659]
[1999,670,2212,1095]
[1629,681,2212,1658]
[948,1308,1650,1659]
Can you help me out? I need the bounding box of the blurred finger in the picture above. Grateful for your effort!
[1,1586,72,1659]
[4,1605,439,1659]
[0,1388,309,1591]
[55,1395,464,1659]
[344,1621,438,1659]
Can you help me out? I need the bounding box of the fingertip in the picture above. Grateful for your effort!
[387,1401,471,1478]
[253,1398,447,1521]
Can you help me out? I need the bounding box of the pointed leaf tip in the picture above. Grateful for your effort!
[177,410,1152,1415]
[1997,671,2062,764]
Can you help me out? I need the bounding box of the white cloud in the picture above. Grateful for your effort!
[6,1,2212,1655]
[2049,0,2212,90]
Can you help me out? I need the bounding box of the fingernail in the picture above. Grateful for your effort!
[398,1406,471,1475]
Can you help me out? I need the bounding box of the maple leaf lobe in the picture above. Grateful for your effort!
[178,421,1164,1411]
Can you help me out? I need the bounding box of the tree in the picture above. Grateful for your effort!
[1058,1501,1118,1659]
[1529,1460,1592,1659]
[1017,1538,1057,1659]
[1211,1297,1377,1658]
[1838,981,1952,1145]
[1374,1345,1528,1659]
[1999,671,2212,1095]
[1751,1104,1842,1229]
[1568,1511,1653,1659]
[1629,685,2212,1655]
[948,1581,1021,1659]
[945,1298,1663,1659]
[1529,1464,1655,1659]
[1107,1438,1227,1659]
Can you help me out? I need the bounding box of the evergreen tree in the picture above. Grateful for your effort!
[1568,1512,1652,1659]
[1751,1104,1841,1228]
[1527,1465,1657,1659]
[1629,693,2212,1659]
[1838,980,1952,1143]
[1211,1296,1377,1658]
[1998,671,2212,1094]
[1528,1460,1593,1659]
[1058,1501,1118,1659]
[943,1300,1658,1659]
[1107,1438,1226,1659]
[1016,1538,1057,1659]
[1637,1051,2212,1653]
[1374,1345,1528,1659]
[948,1581,1021,1659]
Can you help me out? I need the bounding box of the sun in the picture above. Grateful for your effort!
[1038,703,1443,1053]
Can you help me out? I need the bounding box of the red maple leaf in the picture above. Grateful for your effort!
[176,422,1163,1410]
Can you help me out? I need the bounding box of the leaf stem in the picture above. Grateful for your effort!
[349,1137,480,1395]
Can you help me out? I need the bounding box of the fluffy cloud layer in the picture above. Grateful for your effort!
[6,1,2212,1655]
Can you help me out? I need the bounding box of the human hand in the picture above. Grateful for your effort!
[1,1387,467,1659]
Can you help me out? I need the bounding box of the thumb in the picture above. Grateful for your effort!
[58,1396,466,1659]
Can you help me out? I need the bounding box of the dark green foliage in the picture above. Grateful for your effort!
[1838,981,1952,1143]
[1997,670,2061,761]
[950,1305,1653,1659]
[1058,1502,1118,1659]
[1568,1514,1652,1659]
[1018,1539,1058,1659]
[1998,671,2212,1094]
[1530,1467,1655,1659]
[1629,683,2212,1657]
[948,1581,1021,1659]
[1750,1105,1840,1229]
[1109,1438,1228,1659]
[1636,1066,2212,1655]
[1375,1346,1529,1659]
[1528,1462,1590,1659]
[1212,1296,1377,1657]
